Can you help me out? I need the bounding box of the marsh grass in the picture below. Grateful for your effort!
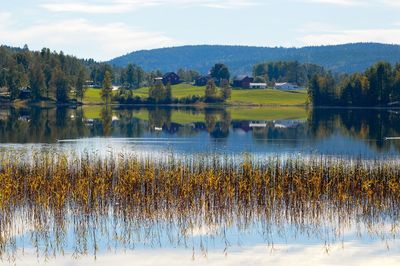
[0,152,400,262]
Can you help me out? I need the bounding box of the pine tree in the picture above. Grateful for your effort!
[51,67,69,102]
[29,62,46,101]
[7,65,21,101]
[76,69,85,102]
[101,70,112,104]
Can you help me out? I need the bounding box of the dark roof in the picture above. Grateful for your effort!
[234,75,252,81]
[163,72,179,77]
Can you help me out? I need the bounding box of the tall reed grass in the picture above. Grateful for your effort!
[0,152,399,262]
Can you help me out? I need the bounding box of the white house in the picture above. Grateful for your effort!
[249,83,267,89]
[275,82,303,91]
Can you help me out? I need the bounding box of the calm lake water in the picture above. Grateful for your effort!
[1,106,400,157]
[1,106,400,265]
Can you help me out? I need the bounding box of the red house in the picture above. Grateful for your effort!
[233,75,254,88]
[162,72,181,85]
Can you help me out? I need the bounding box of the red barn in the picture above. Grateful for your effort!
[233,75,254,88]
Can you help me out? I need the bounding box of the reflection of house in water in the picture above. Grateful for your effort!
[158,122,181,134]
[274,120,303,129]
[245,120,304,129]
[232,121,252,132]
[232,120,305,134]
[84,118,94,126]
[18,115,30,122]
[0,109,10,121]
[249,121,268,128]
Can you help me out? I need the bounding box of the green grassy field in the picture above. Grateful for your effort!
[83,88,103,104]
[230,89,307,106]
[133,83,205,99]
[83,84,308,106]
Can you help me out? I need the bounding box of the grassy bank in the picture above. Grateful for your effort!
[83,84,308,106]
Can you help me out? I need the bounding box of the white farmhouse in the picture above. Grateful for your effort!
[275,82,303,91]
[249,83,267,89]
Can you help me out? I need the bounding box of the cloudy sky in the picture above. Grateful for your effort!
[1,0,400,61]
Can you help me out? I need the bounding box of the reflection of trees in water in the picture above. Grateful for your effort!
[2,106,400,152]
[100,106,113,137]
[204,108,231,139]
[250,123,309,145]
[1,153,400,262]
[0,107,90,142]
[115,109,144,138]
[148,107,172,131]
[309,109,400,152]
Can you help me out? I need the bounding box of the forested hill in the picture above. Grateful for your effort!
[108,43,400,75]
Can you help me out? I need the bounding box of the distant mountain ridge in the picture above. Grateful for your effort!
[108,43,400,75]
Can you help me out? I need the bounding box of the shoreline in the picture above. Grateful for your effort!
[4,100,400,110]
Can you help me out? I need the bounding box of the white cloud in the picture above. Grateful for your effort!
[298,28,400,46]
[41,0,259,14]
[301,0,400,7]
[301,0,364,5]
[11,241,400,266]
[0,15,178,61]
[382,0,400,7]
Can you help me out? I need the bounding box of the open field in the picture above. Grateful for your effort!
[82,88,104,104]
[83,84,308,106]
[230,89,307,106]
[134,83,205,98]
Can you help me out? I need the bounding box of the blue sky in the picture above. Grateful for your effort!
[1,0,400,61]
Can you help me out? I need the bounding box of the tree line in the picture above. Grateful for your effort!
[309,62,400,106]
[0,45,88,103]
[253,61,326,86]
[0,45,151,103]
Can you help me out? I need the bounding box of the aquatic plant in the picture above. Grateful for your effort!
[0,152,399,263]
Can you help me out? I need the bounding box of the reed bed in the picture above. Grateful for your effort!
[0,152,400,262]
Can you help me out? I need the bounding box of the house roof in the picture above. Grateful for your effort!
[163,72,179,77]
[234,75,252,81]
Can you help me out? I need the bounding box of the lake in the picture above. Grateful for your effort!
[0,106,400,265]
[1,106,400,157]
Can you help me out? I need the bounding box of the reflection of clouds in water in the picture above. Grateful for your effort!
[12,241,400,266]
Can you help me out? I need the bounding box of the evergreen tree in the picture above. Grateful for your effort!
[122,64,144,89]
[210,63,230,85]
[101,70,113,104]
[51,67,69,102]
[76,69,86,102]
[29,62,46,101]
[7,65,21,101]
[177,68,199,83]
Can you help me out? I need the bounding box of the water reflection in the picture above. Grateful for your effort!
[0,106,400,156]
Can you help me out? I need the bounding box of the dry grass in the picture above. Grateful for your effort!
[0,152,399,262]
